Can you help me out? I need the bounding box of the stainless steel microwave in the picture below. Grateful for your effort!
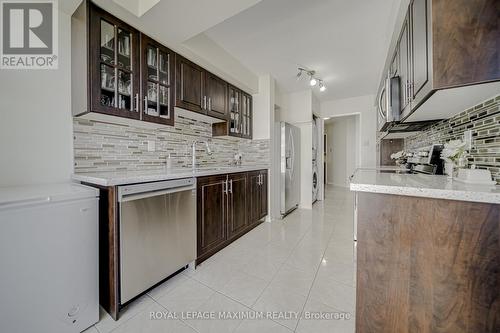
[377,75,401,132]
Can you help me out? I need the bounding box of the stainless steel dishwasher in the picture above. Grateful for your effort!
[117,178,196,303]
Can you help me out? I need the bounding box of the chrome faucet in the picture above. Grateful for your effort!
[191,140,212,169]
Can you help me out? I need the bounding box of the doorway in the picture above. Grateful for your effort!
[323,115,360,187]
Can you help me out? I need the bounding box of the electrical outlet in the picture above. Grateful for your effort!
[147,140,155,152]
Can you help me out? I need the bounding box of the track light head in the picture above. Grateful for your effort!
[319,81,326,92]
[309,77,317,86]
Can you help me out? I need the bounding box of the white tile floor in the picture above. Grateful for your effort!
[85,185,357,333]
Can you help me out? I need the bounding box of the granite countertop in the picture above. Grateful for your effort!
[350,168,500,204]
[72,165,270,187]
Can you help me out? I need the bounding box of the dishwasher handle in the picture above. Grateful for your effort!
[118,178,196,203]
[119,185,195,202]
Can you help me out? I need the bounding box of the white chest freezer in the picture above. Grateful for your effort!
[0,183,99,333]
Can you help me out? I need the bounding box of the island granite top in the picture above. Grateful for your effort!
[350,168,500,204]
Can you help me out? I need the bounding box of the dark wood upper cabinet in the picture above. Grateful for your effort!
[73,1,252,129]
[240,92,252,139]
[212,86,252,139]
[73,1,141,120]
[205,72,228,119]
[397,14,411,119]
[431,0,499,89]
[175,55,205,114]
[140,35,174,125]
[409,0,431,107]
[174,55,234,122]
[377,0,500,123]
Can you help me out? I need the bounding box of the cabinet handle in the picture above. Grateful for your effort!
[258,174,261,185]
[134,94,139,112]
[203,96,207,110]
[144,96,148,113]
[223,180,227,195]
[229,179,233,194]
[208,98,212,111]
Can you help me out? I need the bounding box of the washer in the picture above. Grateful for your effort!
[312,163,319,203]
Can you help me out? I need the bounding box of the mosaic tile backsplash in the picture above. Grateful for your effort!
[73,114,270,173]
[405,94,500,184]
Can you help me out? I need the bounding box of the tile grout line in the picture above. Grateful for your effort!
[292,200,345,332]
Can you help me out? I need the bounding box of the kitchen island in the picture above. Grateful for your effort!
[350,169,499,333]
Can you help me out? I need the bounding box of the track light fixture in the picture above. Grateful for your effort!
[296,67,326,92]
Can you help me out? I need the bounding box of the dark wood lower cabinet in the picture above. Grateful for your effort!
[259,172,268,219]
[356,192,500,333]
[197,170,268,264]
[197,175,228,259]
[249,170,268,222]
[227,173,248,239]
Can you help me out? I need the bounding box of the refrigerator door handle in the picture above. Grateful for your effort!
[289,130,295,180]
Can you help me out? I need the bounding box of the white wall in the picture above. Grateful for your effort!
[321,94,376,169]
[251,75,276,222]
[0,12,73,186]
[280,90,313,209]
[325,116,359,187]
[181,33,258,93]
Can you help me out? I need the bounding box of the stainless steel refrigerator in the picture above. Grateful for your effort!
[276,122,300,217]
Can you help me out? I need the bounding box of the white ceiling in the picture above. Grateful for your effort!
[91,0,263,45]
[205,0,400,102]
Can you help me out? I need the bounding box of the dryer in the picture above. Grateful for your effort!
[312,163,319,203]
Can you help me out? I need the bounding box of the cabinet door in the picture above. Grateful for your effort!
[197,175,227,257]
[259,171,268,220]
[248,171,261,224]
[227,173,248,238]
[90,5,140,120]
[240,93,252,139]
[141,35,174,125]
[410,0,431,107]
[175,55,205,114]
[398,15,411,119]
[205,72,228,120]
[228,86,242,137]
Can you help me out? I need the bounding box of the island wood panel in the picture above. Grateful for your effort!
[356,192,499,333]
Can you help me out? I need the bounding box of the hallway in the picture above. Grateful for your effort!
[88,186,357,333]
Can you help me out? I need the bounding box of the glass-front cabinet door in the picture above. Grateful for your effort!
[229,86,241,136]
[240,93,252,139]
[141,35,174,125]
[91,6,140,119]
